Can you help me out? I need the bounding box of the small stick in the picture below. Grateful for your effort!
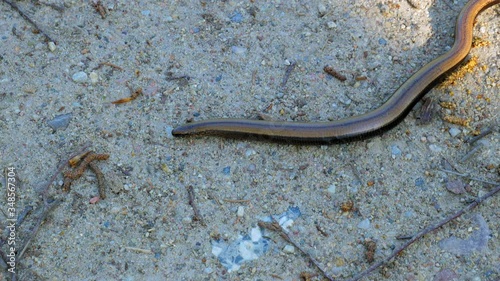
[350,163,363,186]
[186,186,205,225]
[466,127,492,145]
[97,62,123,71]
[280,62,296,90]
[222,198,250,203]
[459,142,484,163]
[123,247,153,254]
[3,0,57,43]
[347,185,500,281]
[258,219,335,281]
[16,205,34,226]
[438,169,499,186]
[17,199,63,261]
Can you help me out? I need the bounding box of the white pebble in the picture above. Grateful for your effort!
[327,21,337,29]
[327,184,336,194]
[245,149,256,157]
[72,71,88,83]
[48,42,56,52]
[357,218,371,229]
[283,245,295,254]
[237,206,245,217]
[429,144,442,153]
[89,71,99,84]
[317,3,327,16]
[449,127,461,137]
[250,227,262,242]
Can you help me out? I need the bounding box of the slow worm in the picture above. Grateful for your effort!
[173,0,499,144]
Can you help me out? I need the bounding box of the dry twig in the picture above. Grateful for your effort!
[187,186,205,225]
[280,62,296,89]
[347,185,500,281]
[258,219,334,281]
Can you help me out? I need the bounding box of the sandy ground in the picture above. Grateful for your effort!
[0,0,499,280]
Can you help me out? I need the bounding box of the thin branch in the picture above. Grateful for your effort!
[186,186,205,225]
[259,219,335,281]
[439,168,499,186]
[347,185,500,281]
[17,199,62,261]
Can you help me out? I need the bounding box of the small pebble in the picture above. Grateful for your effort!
[429,144,442,153]
[283,245,295,254]
[317,3,327,17]
[327,184,336,194]
[141,10,151,16]
[390,145,401,158]
[245,149,256,157]
[415,177,425,187]
[48,41,56,52]
[110,206,121,214]
[433,268,459,281]
[89,71,99,84]
[222,166,231,175]
[230,12,243,23]
[47,113,72,130]
[72,71,88,83]
[446,180,466,194]
[449,127,461,137]
[427,135,437,143]
[326,21,337,29]
[357,218,371,229]
[378,38,387,45]
[246,164,256,172]
[237,206,245,217]
[89,196,100,204]
[231,46,247,54]
[250,227,262,241]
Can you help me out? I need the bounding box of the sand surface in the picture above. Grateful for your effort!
[0,0,498,280]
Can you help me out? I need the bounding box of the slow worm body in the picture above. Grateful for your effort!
[173,0,499,144]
